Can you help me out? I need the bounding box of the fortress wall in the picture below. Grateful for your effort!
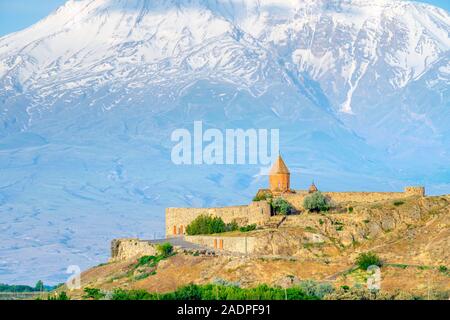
[323,192,406,204]
[110,238,157,262]
[284,190,420,210]
[166,201,271,237]
[185,235,257,255]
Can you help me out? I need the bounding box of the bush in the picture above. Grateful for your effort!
[136,255,160,268]
[438,265,448,274]
[157,243,173,257]
[47,291,69,300]
[356,252,382,270]
[225,221,239,232]
[297,280,334,299]
[112,288,154,300]
[271,198,293,215]
[303,191,330,212]
[239,224,257,232]
[393,200,405,206]
[186,215,227,235]
[253,193,272,202]
[83,287,105,300]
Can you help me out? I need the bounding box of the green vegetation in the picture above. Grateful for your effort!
[78,282,436,300]
[83,287,106,300]
[226,220,239,232]
[136,255,165,268]
[355,252,383,270]
[438,265,448,274]
[0,280,52,293]
[129,246,176,280]
[393,200,405,206]
[271,198,294,215]
[303,192,331,212]
[101,284,321,300]
[304,226,317,232]
[389,263,408,269]
[186,215,224,235]
[186,215,240,235]
[239,224,257,232]
[348,207,354,213]
[185,215,257,235]
[156,242,173,257]
[253,193,272,202]
[47,291,69,300]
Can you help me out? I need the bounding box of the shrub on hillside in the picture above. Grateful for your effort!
[271,198,293,215]
[303,191,330,212]
[297,280,334,299]
[47,291,70,300]
[83,287,105,300]
[156,243,174,257]
[186,215,226,235]
[239,224,257,232]
[355,252,382,270]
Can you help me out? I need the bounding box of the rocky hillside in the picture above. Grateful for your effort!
[62,195,449,299]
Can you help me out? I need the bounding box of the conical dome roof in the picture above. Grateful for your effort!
[309,181,318,193]
[269,155,290,175]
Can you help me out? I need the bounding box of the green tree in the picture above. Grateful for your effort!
[186,215,227,235]
[35,280,44,292]
[303,191,330,212]
[271,198,293,215]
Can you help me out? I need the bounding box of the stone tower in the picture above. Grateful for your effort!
[269,155,290,193]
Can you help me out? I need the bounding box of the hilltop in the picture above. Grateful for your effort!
[60,195,449,299]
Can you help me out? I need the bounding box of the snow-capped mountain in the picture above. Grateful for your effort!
[0,0,449,284]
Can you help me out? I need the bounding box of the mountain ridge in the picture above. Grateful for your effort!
[0,0,449,284]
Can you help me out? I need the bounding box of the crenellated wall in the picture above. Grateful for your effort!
[165,201,271,237]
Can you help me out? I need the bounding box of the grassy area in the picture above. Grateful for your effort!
[82,283,333,300]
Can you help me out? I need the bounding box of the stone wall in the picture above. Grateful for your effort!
[185,235,257,255]
[165,201,271,237]
[165,186,425,237]
[110,238,157,262]
[404,186,425,197]
[283,187,425,211]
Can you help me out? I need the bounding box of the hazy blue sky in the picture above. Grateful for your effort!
[0,0,449,37]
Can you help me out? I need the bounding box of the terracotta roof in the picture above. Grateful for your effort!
[269,155,290,175]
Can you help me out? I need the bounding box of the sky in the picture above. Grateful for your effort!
[0,0,449,37]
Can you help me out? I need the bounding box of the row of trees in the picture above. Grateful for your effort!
[0,280,46,292]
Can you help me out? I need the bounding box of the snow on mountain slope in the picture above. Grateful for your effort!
[0,0,449,284]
